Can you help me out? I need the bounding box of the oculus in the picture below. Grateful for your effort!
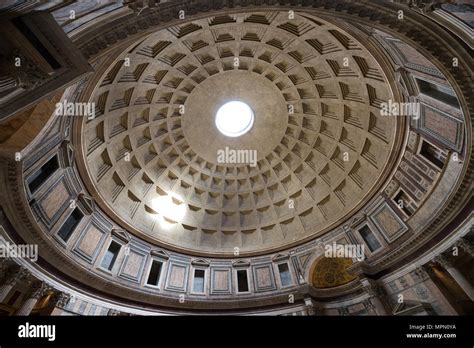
[215,101,254,137]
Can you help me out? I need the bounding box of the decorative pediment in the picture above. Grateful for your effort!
[299,253,311,269]
[60,140,75,167]
[150,249,169,260]
[191,258,210,267]
[232,259,250,267]
[111,229,130,243]
[392,300,434,316]
[77,193,95,215]
[350,214,366,228]
[272,253,289,262]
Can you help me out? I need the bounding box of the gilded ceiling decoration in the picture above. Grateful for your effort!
[311,257,356,288]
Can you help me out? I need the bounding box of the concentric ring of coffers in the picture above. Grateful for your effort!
[81,11,399,254]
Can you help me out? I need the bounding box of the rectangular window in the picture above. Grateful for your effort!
[359,225,381,252]
[416,78,459,108]
[393,190,413,217]
[146,260,163,286]
[419,140,445,169]
[27,155,59,193]
[57,208,83,242]
[236,270,249,292]
[278,263,292,287]
[100,241,121,271]
[192,269,205,293]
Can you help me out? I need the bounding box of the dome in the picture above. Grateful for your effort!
[79,12,401,255]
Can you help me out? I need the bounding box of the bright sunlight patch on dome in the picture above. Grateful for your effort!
[151,192,186,229]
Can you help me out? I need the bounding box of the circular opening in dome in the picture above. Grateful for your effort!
[215,101,254,137]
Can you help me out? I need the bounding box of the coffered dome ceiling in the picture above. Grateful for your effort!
[1,0,471,318]
[79,11,402,255]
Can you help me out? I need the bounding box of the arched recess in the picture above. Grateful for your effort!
[309,256,357,289]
